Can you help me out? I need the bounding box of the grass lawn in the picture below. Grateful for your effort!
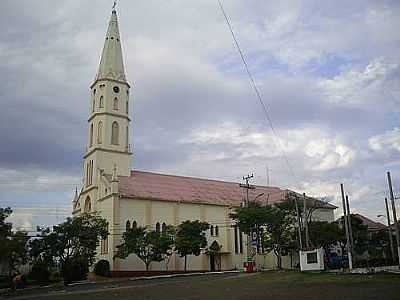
[257,270,400,284]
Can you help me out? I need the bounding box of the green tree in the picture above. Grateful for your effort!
[229,201,270,234]
[115,225,175,271]
[29,213,108,284]
[261,199,297,269]
[308,221,342,249]
[337,215,369,255]
[175,220,209,271]
[230,193,298,270]
[0,207,29,277]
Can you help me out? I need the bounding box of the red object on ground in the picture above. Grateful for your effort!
[243,262,254,273]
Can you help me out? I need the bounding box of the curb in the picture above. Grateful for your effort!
[129,270,240,281]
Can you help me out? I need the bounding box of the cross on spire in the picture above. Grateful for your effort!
[112,0,117,11]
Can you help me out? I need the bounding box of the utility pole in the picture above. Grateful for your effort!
[303,193,310,248]
[345,195,354,252]
[240,174,254,207]
[385,197,395,262]
[340,183,353,270]
[240,174,255,266]
[387,171,400,267]
[294,194,303,250]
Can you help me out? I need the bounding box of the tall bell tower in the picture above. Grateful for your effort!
[83,8,132,193]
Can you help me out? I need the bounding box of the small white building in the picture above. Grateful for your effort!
[300,248,325,271]
[72,8,336,275]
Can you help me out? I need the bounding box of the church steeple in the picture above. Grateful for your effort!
[95,9,126,83]
[83,6,132,189]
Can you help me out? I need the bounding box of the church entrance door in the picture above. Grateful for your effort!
[210,253,216,271]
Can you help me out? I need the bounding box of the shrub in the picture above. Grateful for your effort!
[30,262,51,284]
[94,260,111,277]
[0,276,11,289]
[62,259,88,284]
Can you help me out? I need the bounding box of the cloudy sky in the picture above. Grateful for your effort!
[1,0,399,230]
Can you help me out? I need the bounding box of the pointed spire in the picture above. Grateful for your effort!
[95,9,127,83]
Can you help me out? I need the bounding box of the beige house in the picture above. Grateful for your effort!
[72,9,336,275]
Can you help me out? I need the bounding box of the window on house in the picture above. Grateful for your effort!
[86,160,93,186]
[113,97,118,110]
[100,223,108,254]
[89,123,94,146]
[239,230,243,254]
[307,252,318,264]
[99,96,104,108]
[234,225,238,254]
[126,126,129,149]
[156,222,160,233]
[90,160,93,185]
[126,220,131,231]
[210,225,214,236]
[111,121,119,145]
[100,236,108,254]
[97,121,103,144]
[84,196,91,213]
[215,225,219,237]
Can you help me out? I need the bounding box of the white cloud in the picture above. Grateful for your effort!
[306,139,355,171]
[369,128,400,152]
[319,60,399,107]
[0,167,81,192]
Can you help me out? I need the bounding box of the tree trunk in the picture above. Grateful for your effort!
[184,255,187,271]
[146,262,150,271]
[274,248,282,270]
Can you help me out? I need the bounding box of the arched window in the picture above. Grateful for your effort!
[132,221,137,229]
[111,121,119,145]
[210,225,214,236]
[113,97,119,110]
[126,126,129,149]
[162,222,167,234]
[126,101,129,114]
[92,98,95,113]
[97,121,103,144]
[84,196,91,213]
[156,222,160,233]
[215,225,219,236]
[126,220,131,231]
[89,123,94,146]
[99,96,104,108]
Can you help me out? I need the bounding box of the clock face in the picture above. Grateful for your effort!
[113,86,120,93]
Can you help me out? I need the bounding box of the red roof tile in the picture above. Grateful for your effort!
[119,170,336,209]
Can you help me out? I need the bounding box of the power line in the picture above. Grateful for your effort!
[217,0,300,189]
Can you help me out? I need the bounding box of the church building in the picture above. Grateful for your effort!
[72,8,336,275]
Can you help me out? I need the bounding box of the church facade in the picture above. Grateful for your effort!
[72,9,336,274]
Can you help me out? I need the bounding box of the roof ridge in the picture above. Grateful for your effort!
[129,169,282,189]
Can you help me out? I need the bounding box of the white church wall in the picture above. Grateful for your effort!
[95,197,115,266]
[312,208,334,223]
[119,198,146,227]
[151,200,175,228]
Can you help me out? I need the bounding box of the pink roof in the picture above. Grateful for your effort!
[119,170,336,209]
[353,214,387,231]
